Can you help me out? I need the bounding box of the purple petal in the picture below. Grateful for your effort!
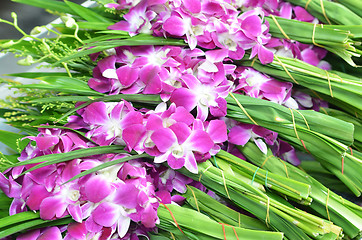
[196,104,209,122]
[241,15,262,37]
[88,77,111,93]
[92,202,119,227]
[156,190,171,204]
[301,48,319,66]
[151,128,177,153]
[209,97,227,118]
[294,6,315,22]
[163,16,187,36]
[108,21,131,31]
[17,229,40,240]
[228,126,252,146]
[254,139,268,154]
[184,0,201,13]
[146,114,164,130]
[184,153,198,174]
[37,227,62,240]
[169,122,191,145]
[141,204,158,228]
[40,196,67,220]
[34,136,59,151]
[0,173,21,198]
[171,195,186,205]
[68,204,82,223]
[67,222,87,239]
[85,215,102,232]
[205,49,228,63]
[84,175,112,203]
[140,66,162,94]
[258,45,274,64]
[118,216,131,238]
[10,198,27,215]
[113,183,139,209]
[207,120,227,143]
[171,106,195,126]
[98,55,116,75]
[123,124,146,151]
[121,111,144,128]
[116,65,139,87]
[26,185,51,211]
[83,102,108,125]
[187,130,214,153]
[167,154,185,170]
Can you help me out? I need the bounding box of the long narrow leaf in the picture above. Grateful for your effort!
[64,0,113,23]
[63,153,150,184]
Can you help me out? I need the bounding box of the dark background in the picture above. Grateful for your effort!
[0,0,84,39]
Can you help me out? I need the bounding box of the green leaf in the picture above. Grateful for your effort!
[19,146,127,176]
[0,211,40,229]
[64,0,113,23]
[158,204,284,240]
[5,72,71,79]
[33,125,97,145]
[54,94,161,123]
[0,215,72,239]
[14,76,103,96]
[0,130,29,153]
[56,35,186,64]
[5,145,125,170]
[11,0,76,15]
[64,153,150,184]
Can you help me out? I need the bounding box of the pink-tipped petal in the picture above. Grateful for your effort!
[118,215,131,238]
[254,138,268,154]
[184,153,198,174]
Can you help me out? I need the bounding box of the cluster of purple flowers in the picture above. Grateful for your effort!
[0,0,332,239]
[0,127,199,239]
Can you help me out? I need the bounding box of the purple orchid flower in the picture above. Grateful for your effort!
[82,101,144,146]
[150,122,214,173]
[17,227,63,240]
[228,122,277,154]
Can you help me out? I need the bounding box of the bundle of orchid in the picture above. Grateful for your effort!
[0,0,361,239]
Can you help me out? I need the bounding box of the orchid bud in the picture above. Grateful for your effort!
[11,12,17,19]
[30,26,44,35]
[60,16,76,28]
[17,55,35,66]
[0,40,15,49]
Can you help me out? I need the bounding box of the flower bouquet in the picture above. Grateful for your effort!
[0,0,361,239]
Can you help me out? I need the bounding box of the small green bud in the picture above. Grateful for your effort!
[30,26,44,35]
[60,16,76,28]
[11,12,17,19]
[17,55,35,66]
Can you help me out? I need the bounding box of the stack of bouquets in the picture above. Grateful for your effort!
[0,0,361,239]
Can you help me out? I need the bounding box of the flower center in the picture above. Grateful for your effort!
[68,189,80,202]
[171,144,184,158]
